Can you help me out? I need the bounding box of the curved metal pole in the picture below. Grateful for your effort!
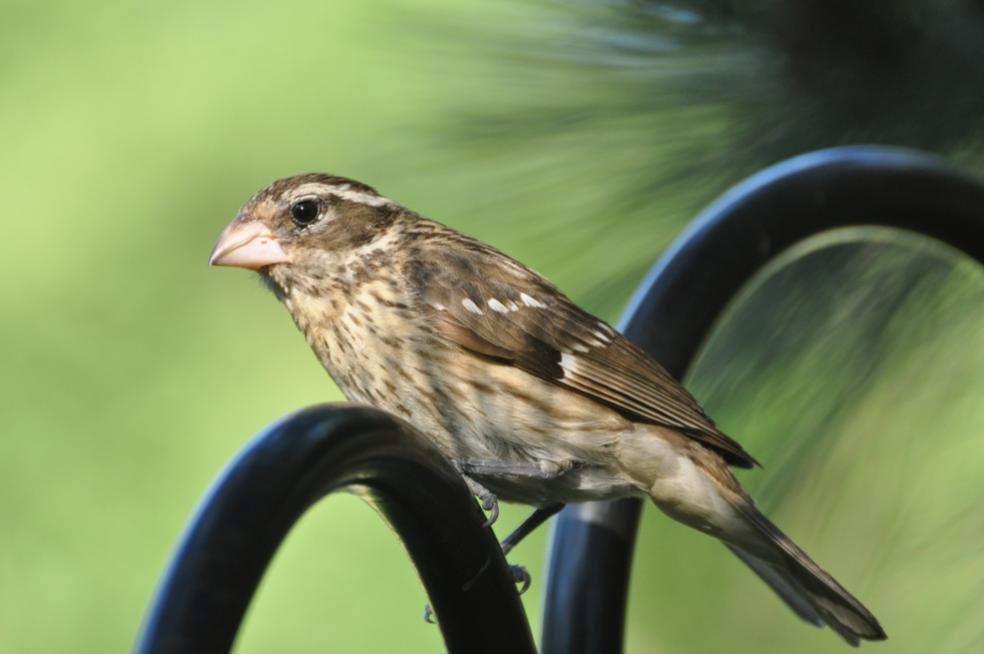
[135,405,536,654]
[541,145,984,654]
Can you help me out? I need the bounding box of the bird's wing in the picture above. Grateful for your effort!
[410,241,758,468]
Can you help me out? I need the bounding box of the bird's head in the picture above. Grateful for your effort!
[209,173,399,275]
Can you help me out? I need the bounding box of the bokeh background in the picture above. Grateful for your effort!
[2,1,982,652]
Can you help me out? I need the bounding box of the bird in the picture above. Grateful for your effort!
[209,172,886,646]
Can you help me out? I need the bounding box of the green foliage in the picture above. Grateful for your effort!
[0,1,981,653]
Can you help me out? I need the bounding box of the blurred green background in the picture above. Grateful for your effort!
[1,1,982,652]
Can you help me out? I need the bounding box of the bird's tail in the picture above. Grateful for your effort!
[727,501,887,646]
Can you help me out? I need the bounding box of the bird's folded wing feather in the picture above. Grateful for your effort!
[411,245,758,468]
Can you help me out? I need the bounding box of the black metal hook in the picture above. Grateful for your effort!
[134,405,536,654]
[540,145,984,654]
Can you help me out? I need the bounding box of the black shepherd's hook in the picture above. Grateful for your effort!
[134,406,536,653]
[540,146,984,654]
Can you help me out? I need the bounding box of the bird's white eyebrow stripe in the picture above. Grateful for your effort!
[289,182,395,208]
[462,298,484,314]
[331,189,394,207]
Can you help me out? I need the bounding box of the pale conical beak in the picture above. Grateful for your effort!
[209,221,289,270]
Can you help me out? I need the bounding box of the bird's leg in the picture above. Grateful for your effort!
[454,458,577,479]
[454,458,574,527]
[501,504,564,556]
[424,465,570,623]
[423,505,565,626]
[495,504,565,599]
[440,505,564,615]
[457,461,571,580]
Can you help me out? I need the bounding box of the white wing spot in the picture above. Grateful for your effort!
[520,293,546,308]
[593,329,612,343]
[507,301,519,311]
[462,298,484,315]
[559,352,578,379]
[488,298,508,313]
[572,343,590,353]
[431,302,447,311]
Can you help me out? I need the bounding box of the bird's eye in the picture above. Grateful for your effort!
[290,199,320,227]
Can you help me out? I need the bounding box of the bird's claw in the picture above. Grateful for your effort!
[481,493,499,527]
[510,564,532,595]
[423,603,436,624]
[459,473,500,527]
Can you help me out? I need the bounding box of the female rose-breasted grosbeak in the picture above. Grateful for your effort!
[210,173,885,645]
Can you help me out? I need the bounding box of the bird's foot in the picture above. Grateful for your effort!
[510,564,532,595]
[422,562,532,624]
[460,473,499,527]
